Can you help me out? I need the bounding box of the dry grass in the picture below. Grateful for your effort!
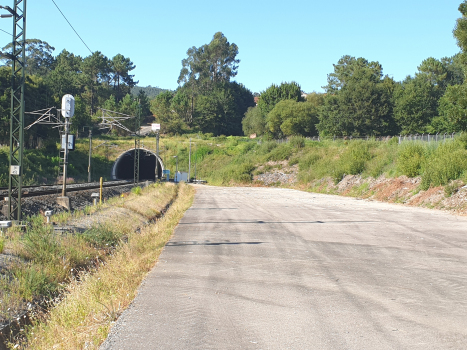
[19,183,195,350]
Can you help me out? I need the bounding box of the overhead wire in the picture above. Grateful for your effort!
[0,28,11,36]
[50,0,92,54]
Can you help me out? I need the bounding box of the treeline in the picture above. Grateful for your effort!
[0,39,150,146]
[243,2,467,138]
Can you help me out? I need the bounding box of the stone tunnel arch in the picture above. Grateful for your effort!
[111,148,164,181]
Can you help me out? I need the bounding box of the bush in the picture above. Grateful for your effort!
[131,186,143,195]
[21,218,61,264]
[257,141,278,155]
[397,143,426,177]
[339,141,371,175]
[299,153,321,171]
[238,141,256,155]
[83,225,123,248]
[266,144,293,161]
[289,136,305,149]
[421,142,467,189]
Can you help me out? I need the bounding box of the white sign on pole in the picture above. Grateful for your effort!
[151,123,161,131]
[61,94,75,118]
[61,135,75,150]
[10,165,20,175]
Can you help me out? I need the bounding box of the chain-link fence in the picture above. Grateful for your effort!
[397,133,459,143]
[252,132,463,145]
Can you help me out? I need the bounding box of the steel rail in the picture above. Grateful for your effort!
[0,180,147,198]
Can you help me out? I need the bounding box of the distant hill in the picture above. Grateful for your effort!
[131,86,169,99]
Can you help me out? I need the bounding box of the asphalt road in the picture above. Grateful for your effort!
[101,186,467,350]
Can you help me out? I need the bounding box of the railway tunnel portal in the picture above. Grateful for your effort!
[111,148,164,181]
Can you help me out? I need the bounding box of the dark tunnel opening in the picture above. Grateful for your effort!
[112,149,163,181]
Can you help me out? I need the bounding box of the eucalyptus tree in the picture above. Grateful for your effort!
[175,32,254,135]
[1,39,55,77]
[177,31,239,92]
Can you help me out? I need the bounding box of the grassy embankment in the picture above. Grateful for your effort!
[1,182,194,349]
[192,135,467,192]
[2,132,467,195]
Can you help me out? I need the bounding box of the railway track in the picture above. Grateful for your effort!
[0,180,148,198]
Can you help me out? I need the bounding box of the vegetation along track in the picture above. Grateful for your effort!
[0,180,153,220]
[0,182,179,349]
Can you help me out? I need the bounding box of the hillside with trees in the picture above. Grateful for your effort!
[244,1,467,139]
[0,41,150,145]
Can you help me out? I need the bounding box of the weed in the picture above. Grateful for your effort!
[131,186,143,195]
[444,180,462,197]
[0,236,4,254]
[83,225,123,249]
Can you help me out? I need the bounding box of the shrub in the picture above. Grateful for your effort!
[397,143,426,177]
[238,141,256,155]
[266,144,293,161]
[257,141,278,155]
[339,141,371,175]
[131,186,143,195]
[21,217,61,264]
[289,136,305,149]
[83,225,123,249]
[299,153,321,171]
[421,142,467,189]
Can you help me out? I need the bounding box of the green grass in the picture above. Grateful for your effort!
[0,183,178,325]
[2,132,467,191]
[191,135,467,191]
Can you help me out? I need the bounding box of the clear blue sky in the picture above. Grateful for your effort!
[0,0,463,94]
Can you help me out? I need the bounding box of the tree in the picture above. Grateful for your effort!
[257,82,303,116]
[454,1,467,53]
[317,56,396,136]
[110,54,137,102]
[436,84,467,132]
[175,33,253,135]
[393,74,441,134]
[45,49,82,102]
[267,100,319,138]
[137,90,153,124]
[150,91,187,134]
[242,106,267,136]
[1,39,55,77]
[81,51,111,115]
[433,2,467,132]
[177,32,239,92]
[192,82,253,136]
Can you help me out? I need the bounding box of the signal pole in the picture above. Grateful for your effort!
[88,129,92,182]
[133,102,141,184]
[61,117,69,196]
[1,1,27,221]
[155,131,159,180]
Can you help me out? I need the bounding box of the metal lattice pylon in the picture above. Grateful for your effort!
[5,0,27,221]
